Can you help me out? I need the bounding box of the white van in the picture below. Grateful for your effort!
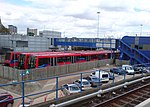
[122,65,135,74]
[90,70,109,83]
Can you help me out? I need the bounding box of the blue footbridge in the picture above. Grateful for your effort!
[54,36,150,66]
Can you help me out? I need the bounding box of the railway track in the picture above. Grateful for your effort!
[67,77,150,107]
[94,83,150,107]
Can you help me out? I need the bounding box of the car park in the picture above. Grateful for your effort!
[62,84,81,95]
[90,70,109,83]
[73,79,91,90]
[0,92,14,107]
[83,76,102,87]
[110,68,126,75]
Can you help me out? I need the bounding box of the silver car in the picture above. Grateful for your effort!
[62,84,81,95]
[74,79,92,90]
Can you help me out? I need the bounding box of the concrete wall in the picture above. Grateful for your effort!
[0,59,114,81]
[115,59,130,66]
[0,65,22,81]
[23,59,113,81]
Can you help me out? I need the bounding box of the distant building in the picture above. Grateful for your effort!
[39,30,61,38]
[8,25,17,34]
[0,34,54,52]
[27,28,37,36]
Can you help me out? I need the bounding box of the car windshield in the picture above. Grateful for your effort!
[82,81,90,85]
[92,77,100,82]
[126,67,133,70]
[70,85,80,91]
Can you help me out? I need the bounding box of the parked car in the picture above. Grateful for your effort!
[122,65,135,74]
[142,67,150,73]
[62,84,81,95]
[132,64,145,73]
[73,79,91,90]
[84,76,102,87]
[18,100,33,107]
[0,92,14,107]
[110,68,126,75]
[90,70,109,83]
[19,102,31,107]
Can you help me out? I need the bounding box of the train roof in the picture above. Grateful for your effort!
[20,52,64,55]
[72,50,111,55]
[31,52,81,58]
[30,50,111,58]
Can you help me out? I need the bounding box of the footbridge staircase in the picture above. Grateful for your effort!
[119,40,150,66]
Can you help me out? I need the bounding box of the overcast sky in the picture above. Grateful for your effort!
[0,0,150,38]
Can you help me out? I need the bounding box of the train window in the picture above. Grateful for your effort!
[38,58,50,66]
[29,56,36,68]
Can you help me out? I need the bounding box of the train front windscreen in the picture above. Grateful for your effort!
[28,56,36,69]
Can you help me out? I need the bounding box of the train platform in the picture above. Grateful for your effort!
[136,98,150,107]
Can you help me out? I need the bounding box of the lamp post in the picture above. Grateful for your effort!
[97,12,100,38]
[140,24,143,36]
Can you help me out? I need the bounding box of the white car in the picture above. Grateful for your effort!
[73,79,91,90]
[122,65,135,74]
[90,70,109,83]
[18,99,33,107]
[62,84,81,95]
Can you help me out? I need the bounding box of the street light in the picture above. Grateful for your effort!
[97,12,100,38]
[140,24,143,36]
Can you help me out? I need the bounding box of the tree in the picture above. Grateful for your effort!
[0,24,10,35]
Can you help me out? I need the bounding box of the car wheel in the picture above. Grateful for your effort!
[7,103,13,107]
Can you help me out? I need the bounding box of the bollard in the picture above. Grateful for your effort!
[17,100,22,107]
[59,90,64,97]
[124,72,126,81]
[44,95,48,102]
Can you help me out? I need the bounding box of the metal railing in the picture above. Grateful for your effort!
[0,64,150,107]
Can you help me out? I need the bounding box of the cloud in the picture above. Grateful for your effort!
[0,0,150,38]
